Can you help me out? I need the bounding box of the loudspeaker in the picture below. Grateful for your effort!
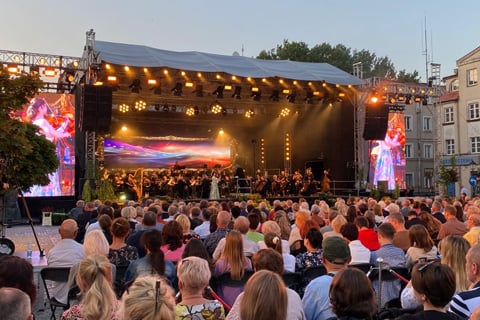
[363,104,388,141]
[80,85,113,133]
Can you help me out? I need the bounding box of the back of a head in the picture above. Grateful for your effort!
[0,255,36,306]
[389,212,405,225]
[234,216,250,234]
[252,248,284,275]
[177,256,211,291]
[121,276,175,320]
[377,222,395,240]
[83,229,110,256]
[340,222,359,242]
[142,211,157,226]
[247,212,260,230]
[411,262,455,308]
[305,228,323,249]
[240,270,287,320]
[217,210,232,228]
[0,287,32,320]
[110,217,131,238]
[263,233,283,255]
[59,219,78,239]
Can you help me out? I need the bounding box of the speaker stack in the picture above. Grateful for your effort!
[363,103,389,141]
[79,85,113,133]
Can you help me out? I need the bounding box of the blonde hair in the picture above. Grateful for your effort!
[274,211,291,240]
[220,230,246,280]
[439,236,471,291]
[76,255,117,320]
[83,229,109,256]
[239,270,287,320]
[177,256,211,291]
[121,206,137,220]
[121,276,175,320]
[262,220,281,236]
[175,214,191,234]
[331,215,347,233]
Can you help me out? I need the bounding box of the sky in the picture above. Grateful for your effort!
[2,0,479,82]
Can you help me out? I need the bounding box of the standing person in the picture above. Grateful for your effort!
[302,237,351,320]
[176,256,225,319]
[61,255,119,320]
[209,169,220,200]
[47,219,85,305]
[450,243,480,319]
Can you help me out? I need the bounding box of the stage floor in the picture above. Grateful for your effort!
[2,223,60,254]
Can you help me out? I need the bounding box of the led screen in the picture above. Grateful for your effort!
[104,137,231,169]
[368,112,406,190]
[19,93,75,197]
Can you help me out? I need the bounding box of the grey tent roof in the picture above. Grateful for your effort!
[95,40,363,86]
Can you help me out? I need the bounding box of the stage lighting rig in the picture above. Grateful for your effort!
[129,79,142,93]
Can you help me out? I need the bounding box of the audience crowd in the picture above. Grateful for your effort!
[3,194,480,319]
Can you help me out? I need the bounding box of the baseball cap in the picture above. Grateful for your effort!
[322,236,351,265]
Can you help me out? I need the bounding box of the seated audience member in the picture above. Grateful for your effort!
[47,219,85,304]
[464,213,480,247]
[126,211,158,258]
[0,255,36,307]
[437,205,468,240]
[176,214,199,244]
[288,209,311,246]
[398,262,460,320]
[323,215,347,240]
[194,207,212,240]
[291,220,320,257]
[264,232,296,272]
[228,248,305,320]
[108,217,139,267]
[212,216,259,262]
[120,276,175,320]
[389,212,411,252]
[431,200,446,223]
[340,222,371,264]
[214,230,253,307]
[274,210,292,241]
[356,216,380,251]
[302,237,351,320]
[258,220,290,253]
[405,210,428,230]
[124,229,176,286]
[205,210,231,257]
[176,256,225,318]
[161,220,186,264]
[370,222,406,307]
[418,211,443,240]
[0,287,33,320]
[62,255,119,320]
[240,270,288,320]
[450,243,480,319]
[246,211,264,243]
[329,268,377,320]
[405,225,438,269]
[295,228,323,272]
[182,238,214,272]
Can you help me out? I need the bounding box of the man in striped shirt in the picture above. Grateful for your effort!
[450,243,480,319]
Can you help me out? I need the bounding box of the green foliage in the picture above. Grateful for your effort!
[97,178,116,201]
[0,67,58,191]
[257,39,418,80]
[82,179,95,202]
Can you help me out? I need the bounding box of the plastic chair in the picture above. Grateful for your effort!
[40,267,72,320]
[42,212,53,226]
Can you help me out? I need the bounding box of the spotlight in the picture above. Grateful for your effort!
[43,67,57,77]
[397,93,405,102]
[368,92,380,105]
[193,84,204,97]
[213,85,224,98]
[65,70,75,83]
[270,89,280,102]
[129,79,142,93]
[171,82,183,96]
[154,104,160,111]
[245,109,255,118]
[280,107,291,117]
[287,91,296,103]
[7,64,19,74]
[151,85,162,95]
[211,103,223,114]
[134,99,147,111]
[414,95,422,103]
[251,87,261,101]
[232,86,242,99]
[119,104,130,113]
[29,66,40,75]
[186,107,195,116]
[304,90,314,104]
[163,105,169,112]
[405,94,413,105]
[388,94,396,104]
[422,97,428,106]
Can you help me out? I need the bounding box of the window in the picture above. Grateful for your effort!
[450,79,459,91]
[468,102,480,120]
[423,116,432,131]
[405,173,414,188]
[405,143,413,158]
[424,168,433,189]
[472,137,480,153]
[468,68,478,86]
[424,144,433,158]
[444,107,454,123]
[446,139,455,155]
[405,115,412,131]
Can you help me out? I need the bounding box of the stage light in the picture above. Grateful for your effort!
[232,86,242,99]
[124,66,130,72]
[129,79,142,93]
[172,83,182,96]
[185,82,194,88]
[224,84,232,91]
[305,90,314,104]
[94,81,103,86]
[181,71,186,76]
[211,103,223,114]
[186,107,195,116]
[163,105,169,112]
[280,107,291,117]
[194,106,200,115]
[121,125,128,132]
[397,93,405,102]
[134,99,147,111]
[164,69,169,75]
[107,75,117,82]
[43,67,57,77]
[73,61,79,67]
[219,128,225,135]
[171,105,176,112]
[119,104,130,113]
[29,66,39,75]
[414,95,422,103]
[7,64,19,74]
[368,94,379,104]
[213,85,224,98]
[65,71,75,83]
[193,84,204,97]
[143,68,148,73]
[148,79,157,85]
[287,91,296,103]
[39,58,46,65]
[154,104,160,111]
[270,89,280,102]
[232,76,236,80]
[222,108,227,116]
[251,89,262,101]
[282,89,290,94]
[197,72,202,78]
[151,84,162,95]
[105,64,111,70]
[405,94,413,105]
[216,74,221,80]
[422,97,428,106]
[388,94,396,104]
[245,109,255,118]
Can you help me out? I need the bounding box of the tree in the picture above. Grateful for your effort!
[0,66,58,192]
[396,69,421,83]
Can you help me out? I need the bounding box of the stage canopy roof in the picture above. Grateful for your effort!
[95,40,363,86]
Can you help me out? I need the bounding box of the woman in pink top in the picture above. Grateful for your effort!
[161,220,186,264]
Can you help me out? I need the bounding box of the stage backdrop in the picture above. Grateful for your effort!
[19,93,76,197]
